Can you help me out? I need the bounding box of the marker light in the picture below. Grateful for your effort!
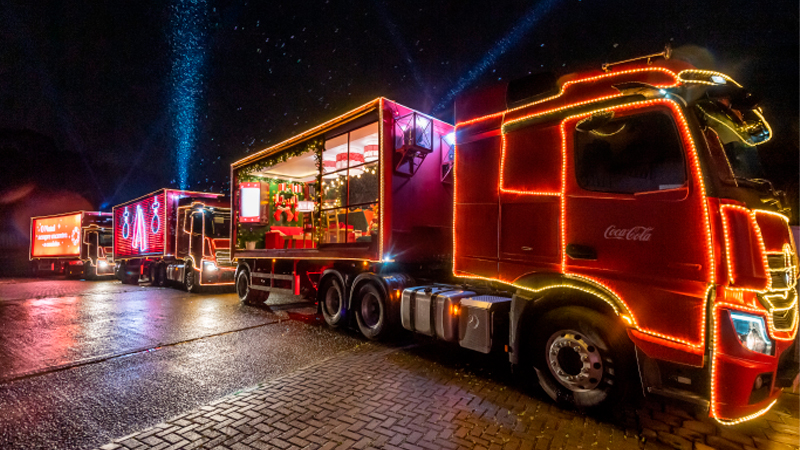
[730,312,773,355]
[710,75,727,85]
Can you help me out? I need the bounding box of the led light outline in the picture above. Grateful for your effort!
[151,199,161,234]
[710,302,779,424]
[112,188,223,262]
[233,99,383,169]
[456,97,715,350]
[457,67,682,129]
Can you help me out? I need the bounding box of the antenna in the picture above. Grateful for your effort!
[602,44,672,72]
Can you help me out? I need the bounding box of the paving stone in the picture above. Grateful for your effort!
[683,421,717,436]
[767,421,800,437]
[88,342,800,450]
[719,428,756,447]
[706,435,745,450]
[762,430,800,447]
[657,432,693,450]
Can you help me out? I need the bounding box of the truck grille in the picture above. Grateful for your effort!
[215,249,231,265]
[758,250,798,332]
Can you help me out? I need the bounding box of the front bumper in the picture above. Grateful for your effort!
[712,304,798,423]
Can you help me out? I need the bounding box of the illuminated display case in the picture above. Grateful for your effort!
[230,98,454,263]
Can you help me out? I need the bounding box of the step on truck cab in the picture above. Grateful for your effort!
[112,189,235,291]
[29,211,114,278]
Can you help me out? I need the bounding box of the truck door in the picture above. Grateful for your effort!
[189,211,204,262]
[563,104,709,346]
[84,230,98,264]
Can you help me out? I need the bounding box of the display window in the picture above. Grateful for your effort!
[235,121,379,249]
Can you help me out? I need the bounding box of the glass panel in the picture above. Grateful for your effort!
[206,212,231,238]
[320,207,349,244]
[574,111,686,194]
[348,161,379,205]
[321,173,347,210]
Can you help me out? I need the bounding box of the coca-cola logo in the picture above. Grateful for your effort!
[604,225,653,241]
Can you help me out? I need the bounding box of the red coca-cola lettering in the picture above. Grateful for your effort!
[604,225,653,241]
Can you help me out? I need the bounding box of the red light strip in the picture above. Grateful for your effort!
[457,67,681,130]
[710,301,778,424]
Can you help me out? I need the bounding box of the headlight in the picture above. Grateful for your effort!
[98,260,108,268]
[204,261,218,271]
[729,312,773,355]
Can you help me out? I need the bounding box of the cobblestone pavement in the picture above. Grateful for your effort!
[93,328,799,450]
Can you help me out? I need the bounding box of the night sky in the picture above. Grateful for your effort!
[0,0,798,245]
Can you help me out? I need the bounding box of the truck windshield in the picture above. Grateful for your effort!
[694,98,770,182]
[206,213,231,238]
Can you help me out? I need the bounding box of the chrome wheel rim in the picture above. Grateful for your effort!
[546,330,604,391]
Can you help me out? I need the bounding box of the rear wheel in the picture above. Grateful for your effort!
[184,262,201,293]
[236,269,262,304]
[120,263,139,285]
[531,306,635,412]
[150,263,166,287]
[321,277,346,328]
[355,283,391,340]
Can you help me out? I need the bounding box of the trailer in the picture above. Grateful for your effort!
[112,189,235,291]
[230,51,798,424]
[29,211,114,278]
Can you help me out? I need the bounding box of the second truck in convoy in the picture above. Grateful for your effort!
[229,51,798,424]
[112,188,235,291]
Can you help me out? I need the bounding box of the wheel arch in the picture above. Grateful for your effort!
[509,272,632,367]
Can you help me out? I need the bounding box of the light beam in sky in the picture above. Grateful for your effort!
[170,0,208,189]
[433,0,559,115]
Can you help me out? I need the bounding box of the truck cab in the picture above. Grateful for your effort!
[167,198,235,290]
[453,54,798,423]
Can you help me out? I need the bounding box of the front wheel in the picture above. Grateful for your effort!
[355,283,391,340]
[236,269,262,305]
[531,306,635,412]
[184,262,201,293]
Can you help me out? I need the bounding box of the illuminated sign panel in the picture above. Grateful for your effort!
[31,213,83,258]
[114,193,166,257]
[240,182,262,223]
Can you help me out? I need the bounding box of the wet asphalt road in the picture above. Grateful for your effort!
[0,278,364,450]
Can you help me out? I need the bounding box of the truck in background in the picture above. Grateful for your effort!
[230,50,798,424]
[112,189,235,291]
[29,211,114,278]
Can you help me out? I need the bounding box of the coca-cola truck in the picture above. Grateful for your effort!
[112,189,235,291]
[230,51,798,424]
[29,211,114,278]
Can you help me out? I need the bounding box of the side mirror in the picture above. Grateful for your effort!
[576,111,614,133]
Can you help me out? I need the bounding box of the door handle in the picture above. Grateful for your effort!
[521,246,532,252]
[566,243,597,260]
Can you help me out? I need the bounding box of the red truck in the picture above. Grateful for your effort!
[112,189,235,291]
[230,51,798,424]
[29,211,114,278]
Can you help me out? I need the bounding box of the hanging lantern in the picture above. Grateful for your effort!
[364,144,379,162]
[322,151,338,178]
[336,147,365,176]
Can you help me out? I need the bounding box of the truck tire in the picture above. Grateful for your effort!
[531,306,635,412]
[150,263,166,287]
[355,283,391,340]
[321,277,346,328]
[120,263,139,285]
[84,264,97,280]
[236,269,262,305]
[184,262,201,293]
